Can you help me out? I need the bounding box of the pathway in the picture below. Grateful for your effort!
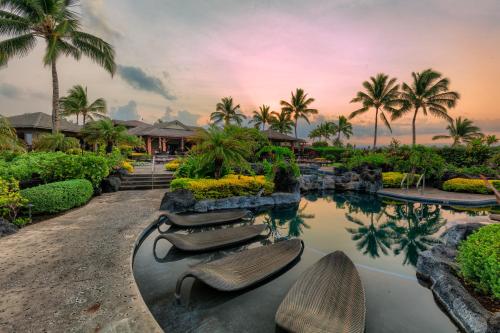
[0,190,165,333]
[377,187,497,206]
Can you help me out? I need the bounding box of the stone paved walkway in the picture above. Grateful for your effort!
[378,187,497,206]
[0,190,165,333]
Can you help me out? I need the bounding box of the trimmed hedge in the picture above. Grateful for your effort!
[457,224,500,299]
[165,159,181,171]
[442,178,500,194]
[21,179,93,214]
[382,172,420,188]
[170,175,274,200]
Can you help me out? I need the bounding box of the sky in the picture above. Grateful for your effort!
[1,0,499,145]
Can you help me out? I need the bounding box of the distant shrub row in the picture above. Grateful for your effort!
[170,175,274,200]
[21,179,93,214]
[442,178,500,194]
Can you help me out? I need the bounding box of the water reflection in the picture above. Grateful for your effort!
[263,203,314,240]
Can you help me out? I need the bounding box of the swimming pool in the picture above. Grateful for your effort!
[133,192,494,332]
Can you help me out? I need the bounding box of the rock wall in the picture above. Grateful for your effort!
[160,190,301,213]
[416,223,499,333]
[300,167,382,193]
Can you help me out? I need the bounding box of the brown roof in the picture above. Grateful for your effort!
[127,120,200,138]
[261,129,305,142]
[8,112,81,133]
[112,119,150,128]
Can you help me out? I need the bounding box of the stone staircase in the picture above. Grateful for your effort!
[119,173,173,191]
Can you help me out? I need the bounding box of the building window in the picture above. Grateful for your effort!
[24,132,33,146]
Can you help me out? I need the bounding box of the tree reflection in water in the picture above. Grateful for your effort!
[263,203,314,240]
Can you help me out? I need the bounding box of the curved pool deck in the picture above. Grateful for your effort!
[0,190,165,333]
[377,187,497,206]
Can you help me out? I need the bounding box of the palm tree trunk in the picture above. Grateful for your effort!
[51,59,60,133]
[76,113,79,125]
[412,108,419,146]
[294,120,298,139]
[373,108,379,149]
[214,158,223,179]
[83,114,87,125]
[106,141,113,154]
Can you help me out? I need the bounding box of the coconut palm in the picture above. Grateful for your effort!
[60,85,107,125]
[308,127,321,142]
[250,105,274,130]
[349,73,403,149]
[0,116,24,152]
[269,110,294,134]
[484,134,498,147]
[33,133,79,152]
[334,115,353,146]
[211,97,246,126]
[311,122,337,143]
[0,0,115,133]
[432,117,483,146]
[192,126,252,179]
[280,88,318,138]
[393,69,460,145]
[81,119,140,153]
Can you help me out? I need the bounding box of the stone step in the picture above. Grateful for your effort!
[121,180,171,186]
[123,174,173,179]
[119,184,170,191]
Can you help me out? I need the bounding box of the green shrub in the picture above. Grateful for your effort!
[21,179,93,214]
[390,145,446,181]
[310,146,351,161]
[0,177,28,225]
[443,178,500,194]
[165,159,182,171]
[457,224,500,299]
[382,172,420,188]
[347,152,388,169]
[312,141,328,147]
[170,175,274,200]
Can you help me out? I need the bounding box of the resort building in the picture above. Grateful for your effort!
[261,129,306,149]
[7,112,81,148]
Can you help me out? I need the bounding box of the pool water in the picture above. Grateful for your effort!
[133,192,495,333]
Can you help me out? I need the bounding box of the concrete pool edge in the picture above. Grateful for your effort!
[377,189,497,207]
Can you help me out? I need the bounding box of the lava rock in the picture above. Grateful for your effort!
[101,176,122,193]
[0,218,18,237]
[160,189,197,213]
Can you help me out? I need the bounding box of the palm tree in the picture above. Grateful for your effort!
[393,69,460,145]
[432,117,483,146]
[0,116,24,152]
[280,88,318,138]
[33,133,79,152]
[484,134,498,147]
[0,0,116,133]
[81,119,140,153]
[308,127,321,142]
[250,105,274,130]
[334,115,353,145]
[269,110,294,134]
[192,126,252,179]
[312,122,337,143]
[211,97,246,126]
[349,73,403,149]
[60,85,107,125]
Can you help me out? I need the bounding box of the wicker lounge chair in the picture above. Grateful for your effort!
[175,239,304,299]
[159,209,251,227]
[275,251,366,333]
[154,224,269,252]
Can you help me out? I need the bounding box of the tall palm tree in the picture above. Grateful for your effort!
[0,116,24,152]
[280,88,318,138]
[81,119,139,153]
[269,110,294,134]
[192,126,252,179]
[211,97,246,126]
[432,117,483,146]
[60,85,107,125]
[393,69,460,145]
[250,104,274,130]
[0,0,116,133]
[349,73,403,149]
[334,115,353,145]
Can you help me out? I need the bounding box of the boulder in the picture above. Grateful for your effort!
[416,223,498,333]
[299,167,382,193]
[101,176,122,193]
[0,218,18,237]
[160,189,197,213]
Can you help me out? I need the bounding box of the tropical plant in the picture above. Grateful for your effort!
[0,116,24,152]
[0,0,116,133]
[81,119,140,153]
[191,126,252,178]
[334,115,353,146]
[432,117,482,146]
[250,105,274,130]
[211,97,246,126]
[349,73,403,149]
[0,177,28,226]
[33,133,79,152]
[60,85,106,125]
[484,134,498,147]
[393,69,460,145]
[269,110,294,134]
[280,88,318,138]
